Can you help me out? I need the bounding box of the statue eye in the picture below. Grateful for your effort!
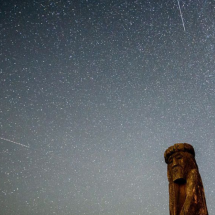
[168,158,173,163]
[176,155,182,159]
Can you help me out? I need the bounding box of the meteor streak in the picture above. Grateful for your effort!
[177,0,186,32]
[0,137,29,148]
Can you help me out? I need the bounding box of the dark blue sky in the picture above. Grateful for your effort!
[1,0,215,214]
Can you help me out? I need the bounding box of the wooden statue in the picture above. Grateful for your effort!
[164,143,208,215]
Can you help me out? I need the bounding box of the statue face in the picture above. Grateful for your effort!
[168,152,185,183]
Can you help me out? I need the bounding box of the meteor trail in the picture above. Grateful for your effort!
[0,137,29,148]
[177,0,186,32]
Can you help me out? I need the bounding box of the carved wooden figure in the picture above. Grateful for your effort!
[164,143,208,215]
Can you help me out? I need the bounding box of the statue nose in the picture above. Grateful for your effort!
[172,157,178,167]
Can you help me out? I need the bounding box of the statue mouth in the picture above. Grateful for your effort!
[172,165,185,183]
[174,178,186,184]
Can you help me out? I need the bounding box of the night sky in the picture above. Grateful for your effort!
[1,0,215,214]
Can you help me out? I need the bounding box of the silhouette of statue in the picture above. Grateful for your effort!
[164,143,208,215]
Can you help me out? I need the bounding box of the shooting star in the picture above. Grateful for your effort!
[0,137,29,148]
[177,0,186,32]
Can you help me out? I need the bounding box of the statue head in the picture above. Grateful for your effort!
[164,143,197,183]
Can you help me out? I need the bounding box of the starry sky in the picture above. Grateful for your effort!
[1,0,215,214]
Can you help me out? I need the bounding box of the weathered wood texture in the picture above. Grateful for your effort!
[164,143,208,215]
